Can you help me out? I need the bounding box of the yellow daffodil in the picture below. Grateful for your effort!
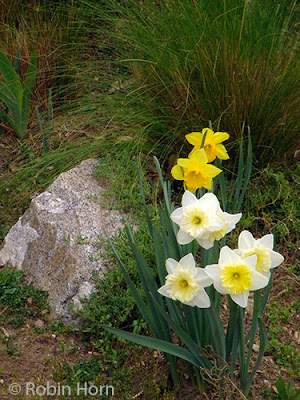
[171,148,222,192]
[158,254,213,307]
[205,246,268,308]
[235,231,284,280]
[186,128,230,163]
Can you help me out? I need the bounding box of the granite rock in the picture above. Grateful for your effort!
[0,159,125,321]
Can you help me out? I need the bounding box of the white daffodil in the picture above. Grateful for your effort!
[197,203,242,249]
[170,191,224,249]
[235,230,284,280]
[158,253,213,308]
[205,246,269,308]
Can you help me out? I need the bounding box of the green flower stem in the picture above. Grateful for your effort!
[245,290,261,374]
[238,307,246,391]
[226,297,238,362]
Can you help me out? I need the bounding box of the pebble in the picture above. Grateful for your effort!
[34,319,44,329]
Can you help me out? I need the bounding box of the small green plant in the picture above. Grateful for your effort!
[273,377,300,400]
[0,266,49,325]
[63,234,72,244]
[36,88,52,153]
[6,337,21,357]
[0,50,37,138]
[77,235,88,244]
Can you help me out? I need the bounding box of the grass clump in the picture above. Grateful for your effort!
[0,266,49,327]
[104,0,299,165]
[0,0,93,110]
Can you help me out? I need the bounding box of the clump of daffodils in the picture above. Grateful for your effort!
[159,126,284,309]
[107,125,286,398]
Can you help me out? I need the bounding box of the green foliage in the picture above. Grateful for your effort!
[273,377,300,400]
[104,0,299,165]
[265,301,300,375]
[76,223,155,353]
[104,153,267,397]
[0,266,49,327]
[0,50,37,138]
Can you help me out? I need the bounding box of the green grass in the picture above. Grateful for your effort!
[99,0,299,166]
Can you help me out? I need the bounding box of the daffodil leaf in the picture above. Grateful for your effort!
[102,326,201,368]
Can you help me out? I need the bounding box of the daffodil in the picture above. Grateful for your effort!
[186,128,229,163]
[205,246,268,307]
[158,254,213,307]
[171,148,222,192]
[235,230,284,280]
[197,202,242,249]
[170,191,224,248]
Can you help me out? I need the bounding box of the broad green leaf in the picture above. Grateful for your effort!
[20,51,38,138]
[276,377,287,399]
[103,325,201,368]
[151,294,211,369]
[0,51,23,108]
[0,81,21,130]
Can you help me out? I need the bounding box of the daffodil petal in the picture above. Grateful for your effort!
[196,269,214,287]
[238,230,255,250]
[165,258,179,274]
[182,190,197,207]
[171,164,184,180]
[198,192,220,211]
[185,132,202,146]
[196,237,215,249]
[170,207,183,225]
[250,271,269,291]
[177,157,192,168]
[258,234,274,250]
[189,148,208,164]
[243,254,258,270]
[202,128,214,141]
[219,246,241,266]
[269,250,284,268]
[223,212,242,233]
[213,132,230,144]
[158,284,172,298]
[216,144,229,160]
[264,270,271,281]
[189,289,211,308]
[177,229,193,245]
[231,292,249,308]
[179,253,196,270]
[202,164,222,179]
[204,264,221,282]
[213,281,228,295]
